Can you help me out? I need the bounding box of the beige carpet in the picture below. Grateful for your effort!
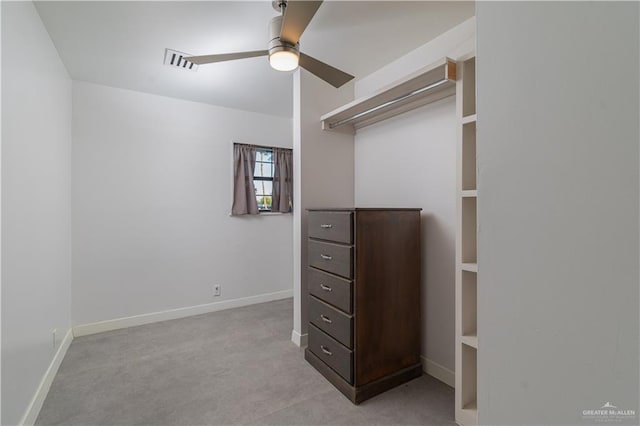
[36,299,455,425]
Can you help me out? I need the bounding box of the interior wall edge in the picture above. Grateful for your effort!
[290,330,308,347]
[17,329,73,426]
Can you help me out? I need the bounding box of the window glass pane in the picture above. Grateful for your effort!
[253,180,263,196]
[257,194,272,210]
[263,162,273,178]
[263,180,272,196]
[250,148,274,211]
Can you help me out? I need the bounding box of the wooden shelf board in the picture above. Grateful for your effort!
[461,190,477,198]
[462,114,477,124]
[321,57,456,133]
[461,263,478,273]
[461,334,478,349]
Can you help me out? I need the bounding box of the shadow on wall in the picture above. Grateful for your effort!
[420,212,456,366]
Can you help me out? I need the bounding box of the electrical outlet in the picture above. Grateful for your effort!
[52,329,57,348]
[213,285,221,297]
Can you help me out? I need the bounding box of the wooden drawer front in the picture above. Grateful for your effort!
[309,296,353,348]
[308,211,353,244]
[308,240,353,279]
[308,324,353,383]
[308,267,352,314]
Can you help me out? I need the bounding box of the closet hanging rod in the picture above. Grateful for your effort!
[320,57,457,133]
[327,78,449,129]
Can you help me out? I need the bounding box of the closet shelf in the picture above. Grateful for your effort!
[462,114,477,124]
[461,190,477,198]
[462,401,478,414]
[461,334,478,349]
[462,263,478,273]
[321,57,457,134]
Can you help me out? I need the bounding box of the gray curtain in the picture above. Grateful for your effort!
[231,144,259,215]
[272,147,293,213]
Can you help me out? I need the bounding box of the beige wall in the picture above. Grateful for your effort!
[292,69,354,344]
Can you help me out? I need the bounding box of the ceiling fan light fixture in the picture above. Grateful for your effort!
[269,49,299,71]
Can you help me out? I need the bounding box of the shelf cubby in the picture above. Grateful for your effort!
[461,271,477,339]
[461,197,477,264]
[462,121,476,191]
[461,344,477,410]
[462,57,476,118]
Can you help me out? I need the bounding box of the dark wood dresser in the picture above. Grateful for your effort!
[304,208,422,404]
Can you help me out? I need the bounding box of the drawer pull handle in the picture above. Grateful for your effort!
[320,254,332,260]
[320,314,332,324]
[320,345,333,356]
[320,224,333,229]
[320,284,332,292]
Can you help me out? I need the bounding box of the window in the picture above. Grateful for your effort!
[231,143,292,216]
[253,148,274,211]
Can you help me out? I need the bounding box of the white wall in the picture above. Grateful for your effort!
[72,81,293,325]
[292,70,354,344]
[354,18,475,377]
[1,2,72,424]
[355,99,457,374]
[355,17,475,99]
[476,2,639,424]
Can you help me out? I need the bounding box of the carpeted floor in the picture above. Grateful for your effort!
[36,298,455,425]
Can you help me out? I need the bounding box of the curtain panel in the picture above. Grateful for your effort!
[272,147,293,213]
[231,144,259,215]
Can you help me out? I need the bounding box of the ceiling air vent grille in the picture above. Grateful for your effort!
[164,48,198,71]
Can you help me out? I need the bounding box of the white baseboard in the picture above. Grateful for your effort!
[73,289,293,337]
[291,330,308,347]
[421,356,455,388]
[19,329,73,426]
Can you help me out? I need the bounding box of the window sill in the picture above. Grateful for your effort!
[229,212,292,217]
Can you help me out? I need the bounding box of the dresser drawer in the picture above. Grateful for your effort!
[309,296,353,348]
[308,267,352,314]
[308,240,353,279]
[308,211,353,244]
[308,324,353,383]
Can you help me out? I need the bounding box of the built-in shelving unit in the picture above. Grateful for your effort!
[321,57,457,134]
[456,55,478,426]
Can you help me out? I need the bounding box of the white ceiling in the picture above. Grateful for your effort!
[35,1,474,117]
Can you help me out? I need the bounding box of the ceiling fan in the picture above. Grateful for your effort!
[185,0,354,88]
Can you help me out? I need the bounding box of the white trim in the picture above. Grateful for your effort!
[291,330,308,347]
[421,356,455,388]
[73,289,293,337]
[19,329,73,426]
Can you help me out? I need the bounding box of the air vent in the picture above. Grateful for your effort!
[164,48,198,71]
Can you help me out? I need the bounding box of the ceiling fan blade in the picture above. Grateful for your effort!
[279,0,323,45]
[185,50,268,65]
[299,53,354,88]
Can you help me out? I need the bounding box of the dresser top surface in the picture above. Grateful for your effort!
[307,208,422,212]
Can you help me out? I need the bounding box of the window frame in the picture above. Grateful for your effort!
[231,142,292,216]
[253,147,275,212]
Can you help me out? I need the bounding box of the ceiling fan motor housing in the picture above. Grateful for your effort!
[268,15,299,58]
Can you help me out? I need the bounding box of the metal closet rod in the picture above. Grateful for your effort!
[328,78,449,129]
